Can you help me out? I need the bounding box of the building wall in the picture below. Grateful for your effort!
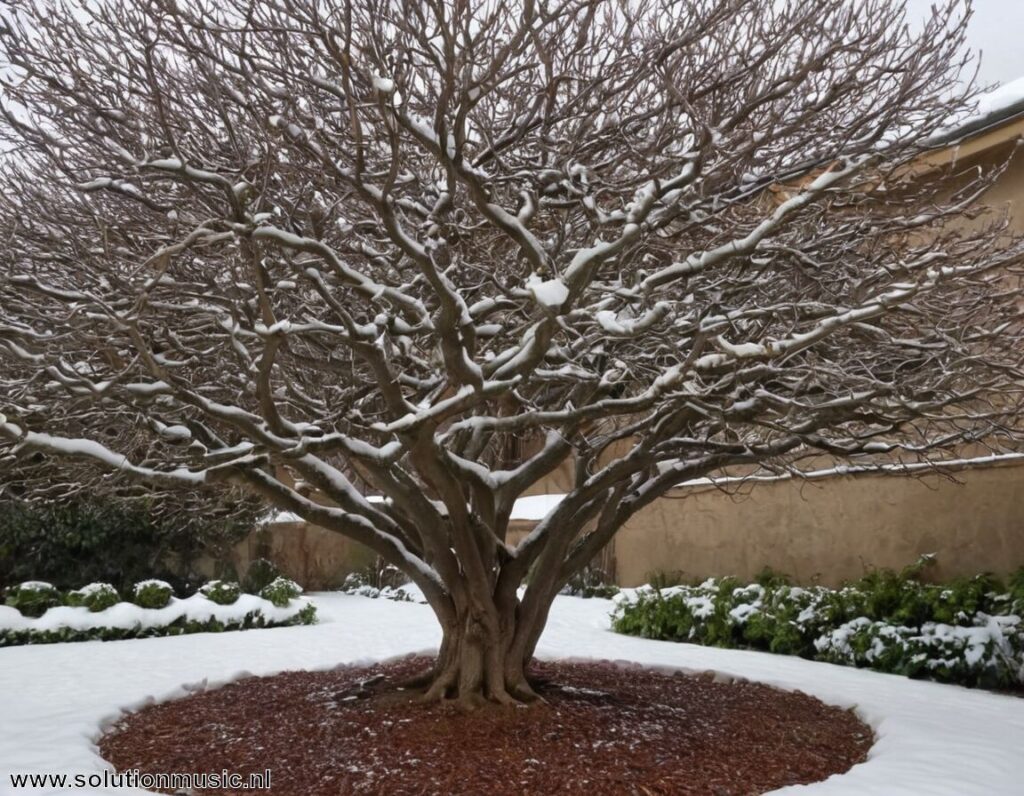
[231,520,377,591]
[612,460,1024,587]
[248,460,1024,590]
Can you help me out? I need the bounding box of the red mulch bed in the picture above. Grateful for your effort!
[100,657,872,795]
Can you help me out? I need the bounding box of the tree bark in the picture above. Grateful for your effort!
[416,580,546,708]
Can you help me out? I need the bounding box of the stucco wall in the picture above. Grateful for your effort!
[612,461,1024,587]
[245,461,1024,589]
[231,521,377,590]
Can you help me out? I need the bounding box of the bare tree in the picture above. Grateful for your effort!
[1,0,1023,706]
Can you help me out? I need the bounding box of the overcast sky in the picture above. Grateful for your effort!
[903,0,1024,87]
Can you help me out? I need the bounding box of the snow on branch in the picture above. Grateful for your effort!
[0,0,1022,618]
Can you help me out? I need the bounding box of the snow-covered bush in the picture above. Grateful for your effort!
[613,565,1024,689]
[562,564,620,599]
[814,615,1023,688]
[0,577,318,646]
[344,557,408,591]
[65,582,120,613]
[0,593,317,647]
[4,581,62,618]
[260,576,302,607]
[199,579,241,605]
[342,580,414,602]
[340,557,421,602]
[132,579,174,609]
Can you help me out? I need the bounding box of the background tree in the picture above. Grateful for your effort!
[0,490,260,596]
[1,0,1022,706]
[0,388,265,594]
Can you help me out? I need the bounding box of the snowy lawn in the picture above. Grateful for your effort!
[1,593,1023,795]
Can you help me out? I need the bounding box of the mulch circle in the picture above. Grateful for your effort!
[99,656,872,795]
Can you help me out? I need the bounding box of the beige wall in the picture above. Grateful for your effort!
[613,460,1024,587]
[248,460,1024,590]
[232,520,377,590]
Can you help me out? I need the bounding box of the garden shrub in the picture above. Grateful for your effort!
[260,577,302,607]
[613,561,1024,690]
[341,557,417,601]
[0,496,259,595]
[199,579,241,605]
[0,577,317,647]
[132,579,174,609]
[645,569,689,590]
[563,564,620,599]
[0,600,317,647]
[349,556,408,591]
[65,582,120,612]
[341,579,414,601]
[243,557,280,594]
[5,581,62,618]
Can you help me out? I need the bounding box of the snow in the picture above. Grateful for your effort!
[974,76,1024,120]
[70,583,113,598]
[508,493,565,520]
[525,275,568,308]
[268,510,303,523]
[373,73,395,94]
[156,425,190,442]
[8,582,55,592]
[1,594,1022,795]
[936,75,1024,140]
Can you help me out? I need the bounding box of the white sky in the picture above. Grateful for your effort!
[903,0,1024,87]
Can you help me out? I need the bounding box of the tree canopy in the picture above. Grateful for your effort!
[1,0,1022,705]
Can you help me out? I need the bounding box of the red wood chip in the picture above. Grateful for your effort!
[100,657,872,795]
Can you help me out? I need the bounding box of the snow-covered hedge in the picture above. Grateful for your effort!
[562,564,620,599]
[340,559,425,602]
[199,579,241,605]
[612,566,1024,690]
[132,579,174,609]
[341,581,423,602]
[66,582,120,613]
[4,581,63,618]
[260,576,302,607]
[0,580,316,647]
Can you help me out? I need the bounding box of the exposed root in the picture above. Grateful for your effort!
[394,666,440,691]
[455,691,491,711]
[507,678,544,704]
[418,661,459,703]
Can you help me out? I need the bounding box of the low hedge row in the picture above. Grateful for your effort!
[612,563,1024,690]
[1,577,314,647]
[4,577,304,616]
[0,605,317,647]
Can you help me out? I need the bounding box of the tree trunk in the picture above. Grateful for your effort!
[416,586,546,708]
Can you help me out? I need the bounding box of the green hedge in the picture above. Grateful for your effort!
[612,562,1024,690]
[0,497,258,596]
[260,576,303,607]
[0,604,317,647]
[132,579,175,609]
[199,579,242,605]
[1,578,316,647]
[66,582,120,612]
[4,581,62,618]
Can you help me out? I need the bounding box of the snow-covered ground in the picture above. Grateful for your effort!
[1,593,1022,795]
